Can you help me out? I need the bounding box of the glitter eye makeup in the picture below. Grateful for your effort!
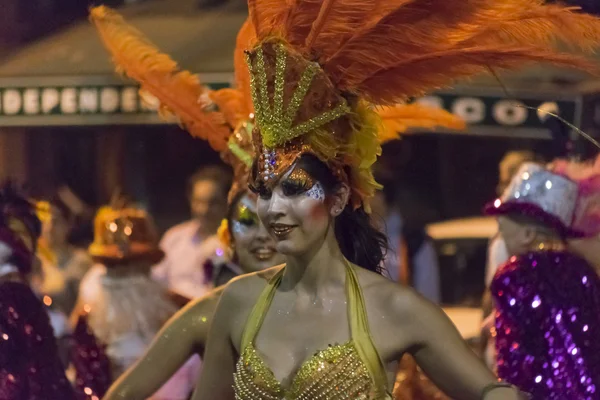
[237,205,259,226]
[305,182,325,202]
[250,181,272,200]
[279,168,324,201]
[232,204,259,235]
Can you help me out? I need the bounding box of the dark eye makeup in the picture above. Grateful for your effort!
[280,179,311,196]
[237,205,259,226]
[249,182,272,200]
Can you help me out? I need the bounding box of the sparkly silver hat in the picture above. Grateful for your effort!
[485,162,580,236]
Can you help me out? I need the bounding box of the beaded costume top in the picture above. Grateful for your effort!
[233,263,391,399]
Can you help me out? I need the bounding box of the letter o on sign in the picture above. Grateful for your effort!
[493,100,528,126]
[451,97,485,124]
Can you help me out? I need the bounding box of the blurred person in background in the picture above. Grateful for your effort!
[551,154,600,272]
[481,150,541,369]
[152,165,232,298]
[71,203,200,399]
[34,197,93,316]
[485,150,541,286]
[0,182,76,400]
[371,188,441,303]
[485,162,600,397]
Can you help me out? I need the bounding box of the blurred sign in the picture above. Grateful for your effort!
[0,86,150,116]
[0,77,231,127]
[416,94,577,129]
[0,77,586,141]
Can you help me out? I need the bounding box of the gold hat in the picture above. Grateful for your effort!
[88,205,163,264]
[242,0,600,211]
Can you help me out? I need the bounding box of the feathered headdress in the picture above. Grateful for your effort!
[551,155,600,236]
[90,5,468,209]
[243,0,600,210]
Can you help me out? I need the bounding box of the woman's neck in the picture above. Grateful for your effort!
[281,227,346,296]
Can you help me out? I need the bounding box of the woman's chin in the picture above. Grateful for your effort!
[275,241,302,256]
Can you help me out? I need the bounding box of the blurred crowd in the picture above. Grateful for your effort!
[3,145,597,399]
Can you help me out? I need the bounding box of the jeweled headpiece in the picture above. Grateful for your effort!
[243,0,600,210]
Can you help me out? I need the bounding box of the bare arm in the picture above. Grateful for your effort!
[191,284,239,400]
[401,292,523,400]
[103,290,220,400]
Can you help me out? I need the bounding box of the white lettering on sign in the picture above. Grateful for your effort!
[3,89,22,115]
[139,89,159,111]
[42,88,60,114]
[61,88,77,114]
[493,100,528,126]
[121,87,138,113]
[100,87,119,113]
[451,97,485,124]
[23,89,40,115]
[79,88,99,113]
[416,96,444,109]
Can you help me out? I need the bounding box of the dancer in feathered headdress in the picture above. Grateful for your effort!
[551,155,600,269]
[89,6,466,399]
[0,182,77,400]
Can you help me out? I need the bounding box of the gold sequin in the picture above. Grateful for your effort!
[233,342,389,399]
[288,168,315,189]
[245,43,350,149]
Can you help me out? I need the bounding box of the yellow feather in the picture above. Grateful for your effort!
[376,103,466,143]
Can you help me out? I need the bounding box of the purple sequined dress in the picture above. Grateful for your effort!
[491,250,600,399]
[0,281,76,400]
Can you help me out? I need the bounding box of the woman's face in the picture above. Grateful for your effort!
[256,165,332,256]
[232,193,285,273]
[41,208,70,248]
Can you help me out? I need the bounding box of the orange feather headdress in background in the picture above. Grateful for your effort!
[243,0,600,211]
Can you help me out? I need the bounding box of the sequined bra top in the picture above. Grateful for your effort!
[233,262,391,399]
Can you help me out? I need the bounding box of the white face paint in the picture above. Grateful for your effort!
[256,166,332,256]
[231,193,285,273]
[305,181,325,202]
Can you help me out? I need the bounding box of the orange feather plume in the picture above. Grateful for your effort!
[233,19,256,117]
[90,6,231,151]
[376,103,466,143]
[248,0,289,39]
[356,47,599,105]
[321,0,600,94]
[462,4,600,52]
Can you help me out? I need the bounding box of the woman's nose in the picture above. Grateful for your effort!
[267,190,287,218]
[255,221,271,240]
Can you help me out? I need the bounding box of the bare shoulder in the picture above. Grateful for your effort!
[219,264,284,308]
[353,266,431,322]
[182,286,225,316]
